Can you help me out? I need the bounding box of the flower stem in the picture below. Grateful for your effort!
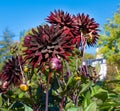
[59,96,65,111]
[45,83,48,111]
[76,57,78,70]
[28,67,36,109]
[45,72,52,111]
[17,54,26,82]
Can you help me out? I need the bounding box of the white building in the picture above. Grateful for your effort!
[85,48,107,81]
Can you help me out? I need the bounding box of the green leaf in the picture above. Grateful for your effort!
[91,85,107,95]
[91,86,108,101]
[24,104,33,111]
[67,107,83,111]
[107,79,120,83]
[91,86,98,96]
[65,102,75,110]
[79,106,84,111]
[0,93,2,107]
[8,101,16,110]
[85,102,97,111]
[18,92,25,98]
[79,81,92,96]
[99,102,117,110]
[0,108,10,111]
[83,91,91,109]
[66,75,74,86]
[108,93,118,99]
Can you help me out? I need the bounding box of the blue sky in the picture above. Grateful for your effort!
[0,0,120,54]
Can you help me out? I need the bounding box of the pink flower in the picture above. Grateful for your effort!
[49,57,62,72]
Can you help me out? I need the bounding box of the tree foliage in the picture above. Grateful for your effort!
[97,7,120,93]
[84,53,95,59]
[97,7,120,67]
[0,28,15,70]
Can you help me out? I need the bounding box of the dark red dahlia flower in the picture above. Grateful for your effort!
[23,25,74,70]
[73,13,99,46]
[0,55,24,91]
[46,10,73,28]
[46,10,77,36]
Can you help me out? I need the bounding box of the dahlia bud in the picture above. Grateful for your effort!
[0,81,9,90]
[20,83,29,92]
[23,66,29,73]
[24,36,31,45]
[49,57,62,72]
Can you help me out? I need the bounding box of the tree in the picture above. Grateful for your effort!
[0,28,15,70]
[97,7,120,92]
[84,53,96,59]
[97,7,120,69]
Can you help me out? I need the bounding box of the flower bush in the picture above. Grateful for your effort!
[0,10,120,111]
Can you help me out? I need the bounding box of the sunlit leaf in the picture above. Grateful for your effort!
[67,107,83,111]
[18,92,25,98]
[79,81,92,96]
[85,102,97,111]
[0,93,2,107]
[24,104,33,111]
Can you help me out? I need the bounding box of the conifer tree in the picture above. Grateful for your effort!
[0,28,15,70]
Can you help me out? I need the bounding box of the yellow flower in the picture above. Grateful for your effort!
[74,76,81,81]
[23,66,29,73]
[20,83,29,92]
